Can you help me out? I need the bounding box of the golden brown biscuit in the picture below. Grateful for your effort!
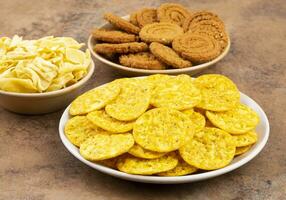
[157,3,191,27]
[104,13,140,34]
[150,42,192,68]
[94,42,148,54]
[119,52,166,70]
[139,22,184,45]
[130,11,139,26]
[172,33,221,63]
[136,8,158,28]
[92,29,138,43]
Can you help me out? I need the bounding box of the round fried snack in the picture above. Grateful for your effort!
[94,42,148,54]
[133,108,190,152]
[235,145,252,156]
[104,13,140,34]
[183,110,206,132]
[92,29,138,43]
[128,143,166,159]
[65,116,108,147]
[87,110,134,133]
[150,42,192,68]
[190,20,228,51]
[139,22,184,45]
[119,52,166,70]
[79,133,134,161]
[179,127,236,170]
[117,152,178,175]
[232,131,258,147]
[206,104,260,134]
[150,75,201,110]
[158,156,197,176]
[157,3,191,27]
[172,33,221,63]
[136,8,158,28]
[69,81,120,115]
[194,74,240,111]
[105,78,151,121]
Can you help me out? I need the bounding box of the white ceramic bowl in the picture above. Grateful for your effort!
[88,15,230,76]
[0,60,95,115]
[59,79,270,184]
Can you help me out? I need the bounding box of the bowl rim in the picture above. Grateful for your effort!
[58,77,270,184]
[88,15,231,74]
[0,60,95,98]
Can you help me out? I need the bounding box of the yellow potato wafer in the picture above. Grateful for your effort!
[232,131,258,147]
[206,104,260,134]
[183,109,206,132]
[133,108,190,152]
[105,78,151,121]
[64,116,108,147]
[235,145,252,156]
[87,110,134,133]
[194,74,240,111]
[79,133,134,161]
[179,127,236,170]
[128,143,166,159]
[69,81,120,115]
[117,152,178,175]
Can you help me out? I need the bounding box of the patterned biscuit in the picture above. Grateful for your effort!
[172,33,221,63]
[139,22,184,45]
[94,42,148,54]
[104,13,140,34]
[136,8,158,28]
[119,52,166,70]
[157,3,191,27]
[150,42,192,68]
[92,29,138,43]
[117,152,178,175]
[179,127,236,170]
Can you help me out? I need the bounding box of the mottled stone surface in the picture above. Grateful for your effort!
[0,0,285,199]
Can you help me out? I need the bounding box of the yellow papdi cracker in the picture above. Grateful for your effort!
[128,143,166,159]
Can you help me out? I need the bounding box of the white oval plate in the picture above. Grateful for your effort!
[88,15,231,76]
[59,79,269,184]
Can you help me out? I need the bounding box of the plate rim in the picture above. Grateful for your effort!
[88,15,231,74]
[58,78,270,184]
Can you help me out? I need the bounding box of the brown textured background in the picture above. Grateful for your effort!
[0,0,285,199]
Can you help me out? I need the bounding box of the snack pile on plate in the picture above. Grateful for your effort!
[92,3,228,70]
[0,35,91,93]
[64,74,259,176]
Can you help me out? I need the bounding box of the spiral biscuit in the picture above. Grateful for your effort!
[158,3,191,27]
[104,13,140,34]
[139,22,184,45]
[183,11,224,32]
[94,42,148,54]
[136,8,158,28]
[172,33,221,63]
[119,52,166,70]
[92,29,138,43]
[150,42,192,69]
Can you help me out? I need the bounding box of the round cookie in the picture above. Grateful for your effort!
[133,108,190,152]
[179,127,236,170]
[92,29,138,43]
[94,42,148,54]
[79,133,134,161]
[150,42,192,68]
[139,22,184,45]
[136,8,158,28]
[119,52,166,70]
[104,13,140,34]
[206,104,260,134]
[172,33,221,63]
[128,143,166,159]
[117,153,178,175]
[157,3,191,27]
[194,74,240,111]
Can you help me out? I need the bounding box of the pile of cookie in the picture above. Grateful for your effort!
[93,3,228,70]
[65,74,259,176]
